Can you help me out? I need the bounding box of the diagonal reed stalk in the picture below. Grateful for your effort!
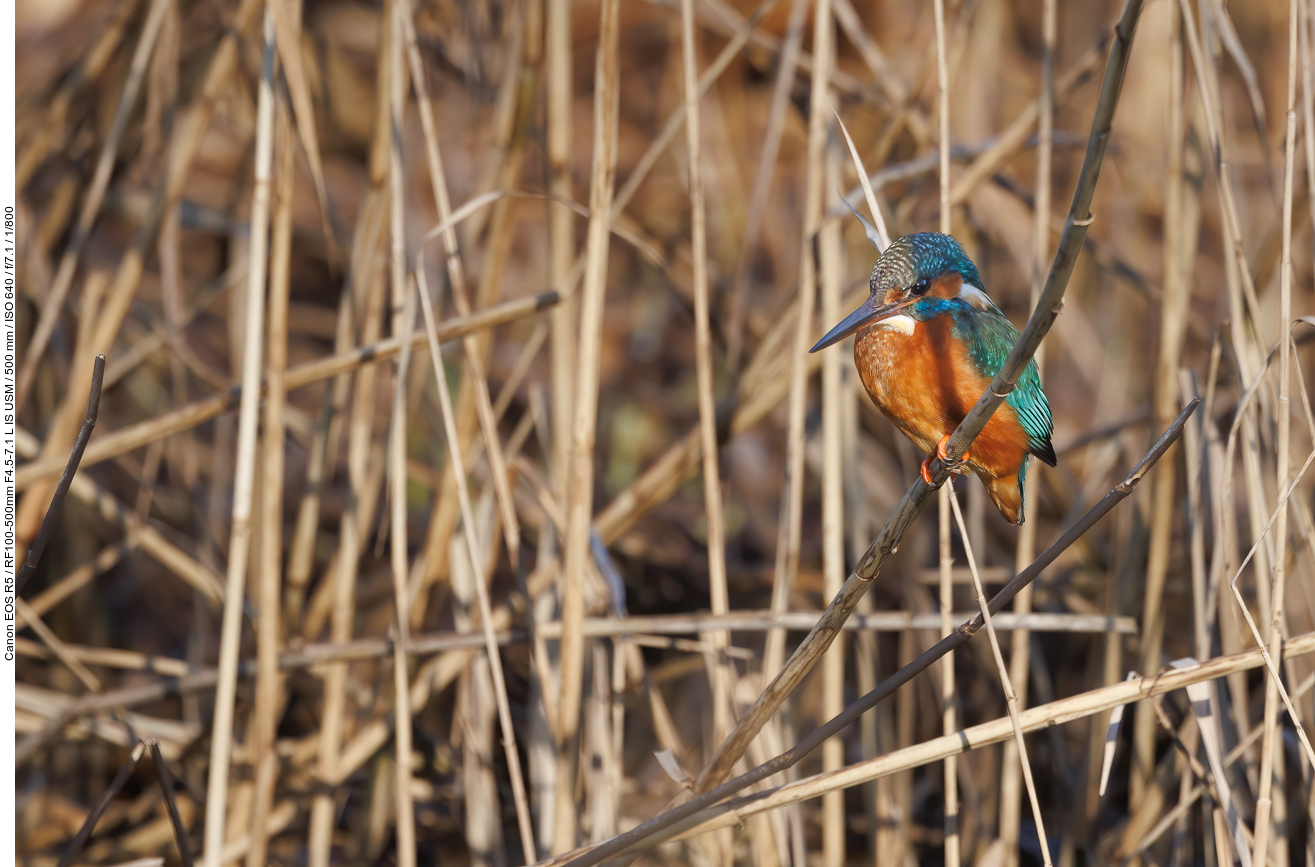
[397,0,523,602]
[637,630,1315,849]
[416,264,537,858]
[689,0,1147,798]
[14,353,104,598]
[556,398,1196,866]
[947,488,1052,866]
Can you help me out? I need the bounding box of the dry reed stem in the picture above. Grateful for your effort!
[819,135,846,867]
[415,266,537,858]
[16,0,170,411]
[547,18,577,773]
[266,0,330,234]
[62,471,222,604]
[944,44,1105,208]
[1252,0,1301,861]
[1001,0,1054,856]
[17,540,133,626]
[284,207,372,622]
[1131,0,1194,808]
[948,489,1052,866]
[244,96,295,867]
[398,0,523,599]
[386,4,416,863]
[307,189,388,867]
[762,0,831,692]
[553,0,621,851]
[678,0,733,755]
[932,2,958,863]
[200,10,275,866]
[15,599,102,693]
[611,0,778,221]
[725,0,806,372]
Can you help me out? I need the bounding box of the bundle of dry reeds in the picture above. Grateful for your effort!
[13,0,1315,864]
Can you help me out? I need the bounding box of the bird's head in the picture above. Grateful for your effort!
[810,233,990,352]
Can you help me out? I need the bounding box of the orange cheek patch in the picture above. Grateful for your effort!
[930,272,962,299]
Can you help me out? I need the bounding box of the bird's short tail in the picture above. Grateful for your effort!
[983,473,1025,525]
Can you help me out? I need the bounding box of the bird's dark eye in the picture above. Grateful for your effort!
[911,278,931,296]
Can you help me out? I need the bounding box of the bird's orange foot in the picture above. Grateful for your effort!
[936,434,970,465]
[922,436,971,484]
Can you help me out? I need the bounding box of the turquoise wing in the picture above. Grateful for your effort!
[953,305,1057,466]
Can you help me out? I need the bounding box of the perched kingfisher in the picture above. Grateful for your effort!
[810,233,1056,524]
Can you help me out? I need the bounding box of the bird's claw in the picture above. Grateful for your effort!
[922,436,969,485]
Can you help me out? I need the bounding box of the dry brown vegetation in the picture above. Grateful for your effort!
[12,0,1315,864]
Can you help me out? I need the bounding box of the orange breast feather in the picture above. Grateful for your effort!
[854,317,1031,481]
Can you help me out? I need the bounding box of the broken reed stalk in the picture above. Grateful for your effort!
[14,353,104,597]
[678,0,733,746]
[386,3,417,864]
[1002,0,1054,854]
[553,0,621,852]
[931,1,958,863]
[558,399,1197,867]
[415,266,537,858]
[57,740,147,867]
[148,739,195,867]
[691,0,1147,796]
[1253,0,1300,859]
[200,11,275,867]
[947,488,1052,867]
[15,0,169,412]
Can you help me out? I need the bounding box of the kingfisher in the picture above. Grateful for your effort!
[810,232,1056,524]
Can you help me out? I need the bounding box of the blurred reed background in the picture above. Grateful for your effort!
[11,0,1315,864]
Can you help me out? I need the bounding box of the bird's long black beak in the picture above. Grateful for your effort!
[809,296,915,353]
